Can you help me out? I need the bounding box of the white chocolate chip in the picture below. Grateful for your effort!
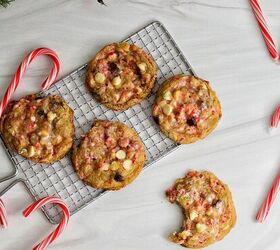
[116,150,126,160]
[173,90,182,101]
[47,112,57,122]
[206,193,215,203]
[159,100,168,107]
[46,142,53,151]
[215,201,224,214]
[90,78,95,87]
[30,116,36,122]
[206,207,214,216]
[178,230,191,240]
[100,163,110,171]
[94,72,106,84]
[40,136,50,145]
[110,161,119,170]
[123,159,132,170]
[163,91,172,101]
[196,223,207,233]
[113,93,121,102]
[8,128,15,136]
[162,120,170,130]
[162,104,173,116]
[28,146,36,157]
[19,148,27,154]
[112,76,122,88]
[55,135,63,144]
[189,210,198,221]
[39,130,49,137]
[198,90,204,97]
[137,63,147,73]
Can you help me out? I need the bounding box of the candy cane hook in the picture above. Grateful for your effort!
[0,48,60,117]
[23,197,70,250]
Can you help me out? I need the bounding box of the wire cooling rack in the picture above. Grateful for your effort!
[0,21,195,224]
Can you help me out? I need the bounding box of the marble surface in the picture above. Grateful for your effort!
[0,0,280,249]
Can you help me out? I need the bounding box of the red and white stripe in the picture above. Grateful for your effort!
[0,198,8,228]
[0,48,60,117]
[250,1,280,126]
[271,106,280,128]
[256,172,280,222]
[23,197,70,250]
[250,0,279,61]
[256,107,280,222]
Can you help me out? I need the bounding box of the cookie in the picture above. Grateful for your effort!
[166,170,236,248]
[86,42,157,110]
[72,120,146,190]
[152,75,222,144]
[0,95,75,163]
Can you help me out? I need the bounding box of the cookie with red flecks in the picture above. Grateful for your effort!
[166,170,236,248]
[72,120,146,190]
[152,75,221,144]
[86,42,157,110]
[0,95,75,163]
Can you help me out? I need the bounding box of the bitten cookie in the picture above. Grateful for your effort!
[152,75,221,144]
[166,170,236,248]
[0,95,75,163]
[72,120,146,190]
[86,42,157,110]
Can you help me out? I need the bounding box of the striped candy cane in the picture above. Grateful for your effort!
[23,197,70,250]
[256,172,280,222]
[0,47,60,117]
[0,198,8,228]
[0,48,60,230]
[251,1,280,222]
[271,106,280,128]
[256,107,280,222]
[250,0,279,61]
[250,2,280,126]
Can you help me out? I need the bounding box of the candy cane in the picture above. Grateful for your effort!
[0,198,8,228]
[0,47,60,117]
[256,106,280,222]
[256,172,280,222]
[23,197,70,250]
[250,0,279,61]
[271,106,280,128]
[250,1,280,125]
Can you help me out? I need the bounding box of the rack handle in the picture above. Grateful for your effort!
[0,177,23,228]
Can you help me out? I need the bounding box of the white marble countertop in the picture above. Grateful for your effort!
[0,0,280,249]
